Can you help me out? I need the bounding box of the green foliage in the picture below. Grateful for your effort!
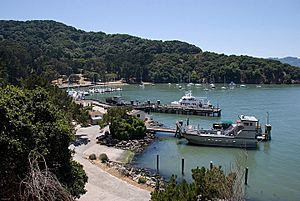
[151,166,238,201]
[100,106,146,140]
[0,85,87,199]
[99,153,109,163]
[1,20,299,84]
[138,177,147,184]
[89,154,97,160]
[22,75,90,126]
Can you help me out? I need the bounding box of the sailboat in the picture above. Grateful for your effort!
[221,76,227,90]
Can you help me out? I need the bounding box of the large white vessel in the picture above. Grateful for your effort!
[178,115,271,149]
[171,91,213,108]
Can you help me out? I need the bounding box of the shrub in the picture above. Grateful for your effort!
[99,153,109,163]
[89,154,96,160]
[138,176,147,184]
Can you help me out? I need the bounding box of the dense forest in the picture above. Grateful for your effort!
[1,20,300,85]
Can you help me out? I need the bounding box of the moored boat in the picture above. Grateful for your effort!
[171,91,213,108]
[178,115,271,149]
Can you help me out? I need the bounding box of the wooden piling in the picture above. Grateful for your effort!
[181,158,184,175]
[156,154,159,173]
[245,167,249,185]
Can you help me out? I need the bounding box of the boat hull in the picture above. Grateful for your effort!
[183,133,257,149]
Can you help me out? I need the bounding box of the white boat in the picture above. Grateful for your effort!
[256,85,262,88]
[221,86,227,90]
[195,83,202,87]
[171,91,212,108]
[187,82,194,87]
[210,83,215,89]
[240,84,246,88]
[179,115,272,149]
[229,81,236,89]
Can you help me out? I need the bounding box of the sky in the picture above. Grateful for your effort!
[1,0,300,58]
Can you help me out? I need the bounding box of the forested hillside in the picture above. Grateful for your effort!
[1,20,300,85]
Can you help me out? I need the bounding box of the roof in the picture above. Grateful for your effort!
[89,110,103,117]
[239,115,258,122]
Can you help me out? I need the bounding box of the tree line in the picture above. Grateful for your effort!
[1,20,300,85]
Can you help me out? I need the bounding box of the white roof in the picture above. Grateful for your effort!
[239,115,258,122]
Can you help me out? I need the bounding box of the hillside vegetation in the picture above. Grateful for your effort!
[1,20,300,85]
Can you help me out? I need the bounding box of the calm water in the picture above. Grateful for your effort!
[89,84,300,201]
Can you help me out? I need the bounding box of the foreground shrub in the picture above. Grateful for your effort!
[151,166,244,201]
[99,153,109,163]
[138,177,147,184]
[89,154,96,160]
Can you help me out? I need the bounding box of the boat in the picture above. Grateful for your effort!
[179,115,272,149]
[240,84,246,88]
[171,91,213,108]
[229,81,236,89]
[106,96,128,105]
[221,76,227,90]
[256,85,262,88]
[210,83,215,89]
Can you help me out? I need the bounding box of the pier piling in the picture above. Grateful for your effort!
[245,167,249,185]
[181,158,185,175]
[156,154,159,173]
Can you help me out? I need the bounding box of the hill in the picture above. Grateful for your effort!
[270,57,300,67]
[1,20,300,84]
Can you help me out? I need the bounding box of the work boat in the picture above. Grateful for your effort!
[171,91,213,108]
[178,115,272,149]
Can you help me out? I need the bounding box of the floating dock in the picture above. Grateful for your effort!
[134,104,221,117]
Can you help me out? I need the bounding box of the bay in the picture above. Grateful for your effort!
[89,84,300,201]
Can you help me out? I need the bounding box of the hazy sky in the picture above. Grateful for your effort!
[1,0,299,58]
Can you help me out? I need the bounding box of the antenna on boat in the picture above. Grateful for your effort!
[266,112,269,124]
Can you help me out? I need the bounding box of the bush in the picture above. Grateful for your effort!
[138,176,147,184]
[89,154,96,160]
[99,153,109,163]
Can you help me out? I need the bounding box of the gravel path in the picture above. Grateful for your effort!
[71,125,151,201]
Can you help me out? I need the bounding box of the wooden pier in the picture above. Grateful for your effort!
[134,104,221,117]
[146,127,176,134]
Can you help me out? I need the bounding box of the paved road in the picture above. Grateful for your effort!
[72,125,151,201]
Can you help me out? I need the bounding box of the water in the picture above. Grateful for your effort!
[89,84,300,201]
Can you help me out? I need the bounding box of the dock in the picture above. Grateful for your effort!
[134,104,221,117]
[146,127,176,134]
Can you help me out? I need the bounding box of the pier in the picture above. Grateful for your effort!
[134,104,221,117]
[146,127,176,134]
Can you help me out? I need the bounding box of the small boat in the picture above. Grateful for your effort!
[210,83,215,89]
[240,84,246,88]
[168,83,172,85]
[195,83,202,87]
[171,91,213,108]
[178,85,182,89]
[179,115,272,149]
[229,81,236,89]
[256,85,262,88]
[221,76,227,90]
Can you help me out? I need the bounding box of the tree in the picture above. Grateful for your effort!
[151,166,243,201]
[0,85,87,200]
[99,106,146,140]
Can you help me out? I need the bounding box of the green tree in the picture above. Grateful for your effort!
[100,106,146,140]
[0,85,87,200]
[151,166,241,201]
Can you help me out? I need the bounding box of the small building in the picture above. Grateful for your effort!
[128,109,151,121]
[89,110,103,125]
